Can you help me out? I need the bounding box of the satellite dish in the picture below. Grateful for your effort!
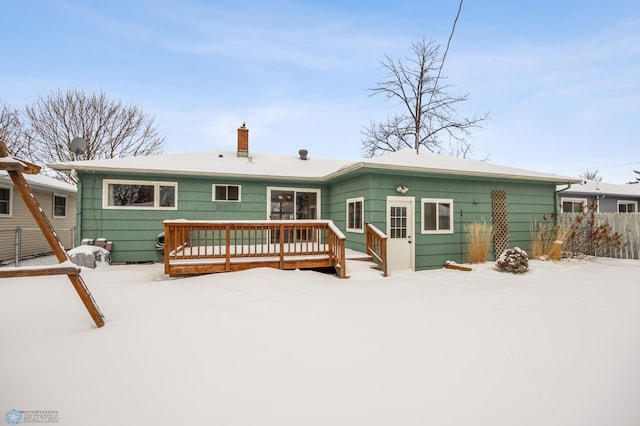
[70,137,87,156]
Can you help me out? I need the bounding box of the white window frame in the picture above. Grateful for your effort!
[0,185,12,217]
[617,200,638,213]
[266,187,321,220]
[421,198,454,234]
[561,197,588,213]
[212,184,242,202]
[53,193,68,218]
[346,197,364,233]
[102,179,178,210]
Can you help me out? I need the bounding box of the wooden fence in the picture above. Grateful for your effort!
[558,213,640,259]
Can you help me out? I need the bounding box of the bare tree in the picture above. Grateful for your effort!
[579,170,602,181]
[362,1,487,158]
[362,37,487,158]
[0,100,28,158]
[24,89,165,182]
[628,170,640,184]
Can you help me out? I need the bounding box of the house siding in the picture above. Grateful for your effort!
[328,171,557,271]
[76,168,559,270]
[77,171,330,263]
[0,186,76,263]
[326,174,373,254]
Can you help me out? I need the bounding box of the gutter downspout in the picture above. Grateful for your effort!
[554,183,572,222]
[73,169,82,247]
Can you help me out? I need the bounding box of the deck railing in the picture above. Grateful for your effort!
[163,220,347,278]
[366,222,388,277]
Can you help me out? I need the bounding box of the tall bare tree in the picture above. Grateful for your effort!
[362,1,487,158]
[24,89,165,182]
[579,170,602,182]
[0,100,28,158]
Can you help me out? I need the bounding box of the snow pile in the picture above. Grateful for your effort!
[496,247,529,273]
[67,245,111,269]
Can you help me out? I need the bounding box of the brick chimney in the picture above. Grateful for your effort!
[237,122,248,157]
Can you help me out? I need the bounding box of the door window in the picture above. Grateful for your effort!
[389,206,407,238]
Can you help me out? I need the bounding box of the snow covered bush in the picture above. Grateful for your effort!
[495,247,529,273]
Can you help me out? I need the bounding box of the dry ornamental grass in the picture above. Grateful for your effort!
[466,220,493,264]
[530,217,568,260]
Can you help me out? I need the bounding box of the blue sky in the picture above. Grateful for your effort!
[3,0,639,183]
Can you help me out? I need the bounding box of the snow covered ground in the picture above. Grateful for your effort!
[2,257,640,426]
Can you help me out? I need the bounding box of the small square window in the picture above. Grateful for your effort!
[561,198,587,213]
[421,198,454,234]
[213,185,241,202]
[53,194,67,218]
[618,201,637,213]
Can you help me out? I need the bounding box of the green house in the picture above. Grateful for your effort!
[49,126,579,273]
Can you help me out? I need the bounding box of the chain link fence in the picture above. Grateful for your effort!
[0,227,76,267]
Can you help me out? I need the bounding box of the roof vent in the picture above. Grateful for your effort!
[299,149,308,160]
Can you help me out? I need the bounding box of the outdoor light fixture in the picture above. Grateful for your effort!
[396,185,409,194]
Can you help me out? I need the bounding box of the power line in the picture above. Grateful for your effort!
[554,161,640,173]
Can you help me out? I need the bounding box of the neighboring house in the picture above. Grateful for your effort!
[558,180,640,213]
[49,126,579,272]
[0,171,77,263]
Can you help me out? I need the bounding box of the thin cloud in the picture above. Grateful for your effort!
[52,0,400,71]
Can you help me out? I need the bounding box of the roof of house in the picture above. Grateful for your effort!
[332,149,580,183]
[49,150,352,181]
[559,180,640,197]
[48,147,580,184]
[0,171,76,194]
[0,149,77,194]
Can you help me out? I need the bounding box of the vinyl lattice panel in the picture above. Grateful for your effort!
[491,190,509,257]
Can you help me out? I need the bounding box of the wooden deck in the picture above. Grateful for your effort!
[164,220,347,278]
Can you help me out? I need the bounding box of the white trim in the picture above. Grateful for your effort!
[420,198,454,234]
[266,187,321,220]
[0,184,13,217]
[102,179,178,210]
[346,196,365,233]
[52,193,68,218]
[617,200,638,213]
[560,197,588,213]
[212,184,242,202]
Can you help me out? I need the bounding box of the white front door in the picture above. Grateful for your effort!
[386,196,414,272]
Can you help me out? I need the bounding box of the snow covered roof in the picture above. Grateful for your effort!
[49,150,352,181]
[48,147,580,184]
[335,149,580,183]
[0,170,76,193]
[560,180,640,197]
